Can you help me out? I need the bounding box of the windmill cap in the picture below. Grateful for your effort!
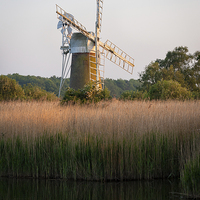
[70,32,95,53]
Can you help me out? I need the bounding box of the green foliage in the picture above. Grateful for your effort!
[181,155,200,195]
[192,91,200,100]
[6,74,141,98]
[158,46,192,70]
[120,90,149,100]
[139,62,161,91]
[0,75,57,101]
[0,75,25,101]
[104,78,141,97]
[139,46,200,93]
[120,79,193,101]
[149,80,192,100]
[7,73,70,97]
[61,82,112,104]
[23,84,58,101]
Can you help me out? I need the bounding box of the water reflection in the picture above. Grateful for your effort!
[0,178,181,200]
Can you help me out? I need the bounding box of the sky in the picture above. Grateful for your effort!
[0,0,200,80]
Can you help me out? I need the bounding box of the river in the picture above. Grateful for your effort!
[0,178,183,200]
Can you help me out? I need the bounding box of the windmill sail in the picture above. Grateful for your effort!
[97,0,103,32]
[101,40,134,74]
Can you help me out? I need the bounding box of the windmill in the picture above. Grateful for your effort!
[56,1,135,97]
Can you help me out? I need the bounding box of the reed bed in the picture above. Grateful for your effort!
[0,100,200,182]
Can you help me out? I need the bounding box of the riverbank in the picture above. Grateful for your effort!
[0,100,200,192]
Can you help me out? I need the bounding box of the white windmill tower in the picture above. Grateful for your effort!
[56,0,134,97]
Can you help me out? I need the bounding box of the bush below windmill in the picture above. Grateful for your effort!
[61,82,112,104]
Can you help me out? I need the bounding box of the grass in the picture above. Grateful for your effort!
[0,100,200,184]
[181,154,200,195]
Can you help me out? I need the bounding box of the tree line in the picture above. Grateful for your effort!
[121,46,200,100]
[5,74,141,98]
[2,46,200,101]
[0,75,57,101]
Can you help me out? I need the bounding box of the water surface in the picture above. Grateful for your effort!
[0,178,182,200]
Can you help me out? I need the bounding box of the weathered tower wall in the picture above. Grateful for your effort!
[69,32,95,90]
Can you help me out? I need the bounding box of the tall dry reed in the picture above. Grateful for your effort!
[1,100,199,138]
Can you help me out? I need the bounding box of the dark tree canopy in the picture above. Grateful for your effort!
[139,46,200,92]
[0,75,57,101]
[0,75,24,101]
[6,74,141,98]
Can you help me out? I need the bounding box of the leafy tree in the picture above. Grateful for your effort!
[23,84,57,101]
[104,78,141,97]
[6,74,141,98]
[139,62,161,91]
[0,75,25,101]
[120,90,148,100]
[7,73,70,96]
[157,46,192,70]
[161,65,175,81]
[104,79,120,97]
[127,79,140,90]
[149,80,192,100]
[116,79,127,91]
[139,46,200,93]
[192,51,200,89]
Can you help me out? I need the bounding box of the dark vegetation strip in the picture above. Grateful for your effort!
[6,73,140,98]
[0,132,198,183]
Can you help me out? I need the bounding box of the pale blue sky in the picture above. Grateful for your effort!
[0,0,200,80]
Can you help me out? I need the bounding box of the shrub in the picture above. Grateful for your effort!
[192,91,200,100]
[0,75,25,101]
[23,84,58,101]
[120,90,149,100]
[61,82,112,104]
[149,80,192,100]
